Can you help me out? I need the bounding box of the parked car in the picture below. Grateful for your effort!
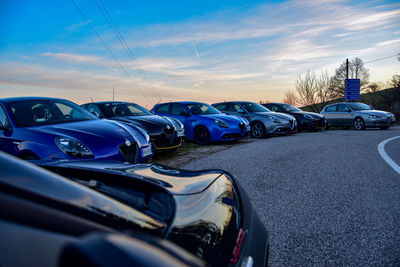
[320,102,396,130]
[151,102,250,145]
[212,101,297,138]
[0,151,270,266]
[0,152,204,267]
[262,102,327,131]
[0,97,152,162]
[81,101,185,152]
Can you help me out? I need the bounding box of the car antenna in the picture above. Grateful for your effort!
[91,97,94,103]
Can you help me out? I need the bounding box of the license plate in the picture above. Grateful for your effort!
[141,146,152,157]
[177,131,185,137]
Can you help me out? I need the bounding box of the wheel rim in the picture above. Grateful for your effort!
[195,127,209,144]
[354,118,364,130]
[252,123,264,138]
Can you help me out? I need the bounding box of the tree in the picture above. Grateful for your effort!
[364,82,383,108]
[380,74,400,111]
[330,58,370,99]
[282,70,334,112]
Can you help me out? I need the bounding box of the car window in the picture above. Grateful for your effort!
[241,103,270,112]
[7,99,96,127]
[213,104,227,111]
[325,105,337,112]
[268,105,279,112]
[171,103,189,116]
[231,104,243,112]
[156,104,170,114]
[186,103,220,115]
[87,104,102,117]
[337,104,350,112]
[0,105,11,129]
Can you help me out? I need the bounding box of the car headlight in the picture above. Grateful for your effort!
[304,114,313,120]
[368,115,381,119]
[54,137,93,158]
[214,119,229,128]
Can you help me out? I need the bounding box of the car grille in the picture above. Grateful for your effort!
[222,133,243,139]
[315,118,326,127]
[238,123,245,134]
[118,143,137,163]
[152,127,180,149]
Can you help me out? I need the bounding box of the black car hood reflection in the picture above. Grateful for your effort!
[39,160,223,195]
[0,154,164,234]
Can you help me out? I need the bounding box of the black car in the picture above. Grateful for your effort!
[262,103,327,131]
[81,101,185,152]
[0,152,269,266]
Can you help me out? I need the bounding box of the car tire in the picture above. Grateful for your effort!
[193,125,211,145]
[353,117,365,130]
[380,126,390,130]
[251,121,266,138]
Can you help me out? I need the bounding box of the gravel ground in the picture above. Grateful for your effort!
[166,127,400,266]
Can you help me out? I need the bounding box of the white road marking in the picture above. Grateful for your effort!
[378,136,400,175]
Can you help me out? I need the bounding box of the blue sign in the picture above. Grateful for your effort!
[344,79,360,100]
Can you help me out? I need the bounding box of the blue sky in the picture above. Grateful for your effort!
[1,0,399,108]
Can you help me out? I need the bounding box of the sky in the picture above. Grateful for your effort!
[0,0,399,108]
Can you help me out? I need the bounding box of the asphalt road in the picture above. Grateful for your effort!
[181,126,400,266]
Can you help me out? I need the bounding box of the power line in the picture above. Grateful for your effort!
[70,0,152,106]
[94,0,161,101]
[365,54,398,64]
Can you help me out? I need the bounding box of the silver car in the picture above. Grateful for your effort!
[320,102,395,130]
[212,101,297,138]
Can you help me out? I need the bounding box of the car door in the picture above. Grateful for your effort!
[168,103,194,139]
[0,104,20,156]
[323,105,338,126]
[336,104,353,126]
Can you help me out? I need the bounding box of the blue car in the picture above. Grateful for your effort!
[151,101,250,145]
[0,97,152,162]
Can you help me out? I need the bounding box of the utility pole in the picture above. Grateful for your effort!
[346,59,349,102]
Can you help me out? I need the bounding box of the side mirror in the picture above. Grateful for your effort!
[0,121,4,130]
[347,109,351,113]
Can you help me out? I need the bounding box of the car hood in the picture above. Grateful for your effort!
[198,113,242,124]
[304,111,324,119]
[39,160,224,195]
[254,111,289,121]
[27,119,148,147]
[356,110,391,116]
[113,115,174,134]
[271,112,295,121]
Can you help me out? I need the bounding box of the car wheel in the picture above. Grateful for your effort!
[251,122,266,138]
[193,125,211,145]
[353,117,365,130]
[380,126,390,130]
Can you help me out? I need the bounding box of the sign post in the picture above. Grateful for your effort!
[344,79,360,101]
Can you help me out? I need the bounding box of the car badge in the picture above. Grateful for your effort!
[124,139,131,147]
[167,125,171,129]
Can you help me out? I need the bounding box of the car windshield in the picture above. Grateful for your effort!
[242,103,271,113]
[348,103,372,111]
[282,104,301,112]
[8,99,96,127]
[99,102,152,118]
[186,103,221,115]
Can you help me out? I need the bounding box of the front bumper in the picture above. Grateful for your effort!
[211,124,250,142]
[300,117,326,130]
[365,117,392,127]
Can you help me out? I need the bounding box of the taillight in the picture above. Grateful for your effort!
[230,228,245,263]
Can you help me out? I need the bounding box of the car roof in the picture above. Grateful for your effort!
[82,101,140,106]
[0,96,65,103]
[156,101,209,105]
